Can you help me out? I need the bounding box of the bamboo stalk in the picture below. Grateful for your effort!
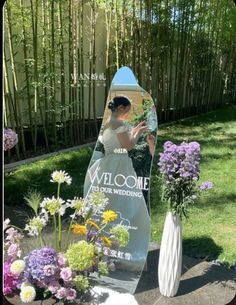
[92,0,98,136]
[42,0,49,138]
[51,0,58,146]
[58,0,67,145]
[20,0,34,149]
[104,0,112,103]
[80,0,85,142]
[87,2,93,138]
[68,0,74,145]
[3,53,20,159]
[115,0,119,70]
[6,2,26,158]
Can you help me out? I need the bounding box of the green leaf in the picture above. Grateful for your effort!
[24,189,42,215]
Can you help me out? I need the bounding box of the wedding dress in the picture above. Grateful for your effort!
[84,124,150,267]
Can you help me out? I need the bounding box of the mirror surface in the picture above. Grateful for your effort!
[84,66,158,293]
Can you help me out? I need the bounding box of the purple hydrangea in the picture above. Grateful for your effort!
[158,141,200,181]
[24,247,59,284]
[4,128,18,151]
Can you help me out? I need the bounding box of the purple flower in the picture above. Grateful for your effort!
[199,181,214,191]
[43,265,56,277]
[60,267,73,282]
[48,280,60,293]
[55,287,67,299]
[4,128,18,151]
[24,247,59,284]
[158,141,200,181]
[66,288,77,301]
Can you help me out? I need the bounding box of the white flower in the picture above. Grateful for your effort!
[67,197,85,210]
[24,216,47,237]
[67,197,90,218]
[39,209,49,221]
[50,170,72,185]
[40,196,65,216]
[59,205,66,216]
[4,218,10,230]
[10,260,25,275]
[20,285,36,303]
[87,191,109,213]
[20,282,32,290]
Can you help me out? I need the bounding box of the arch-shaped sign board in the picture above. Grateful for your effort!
[84,66,158,294]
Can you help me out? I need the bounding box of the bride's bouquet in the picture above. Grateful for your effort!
[3,170,130,304]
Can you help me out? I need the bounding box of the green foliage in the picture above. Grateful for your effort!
[24,189,42,216]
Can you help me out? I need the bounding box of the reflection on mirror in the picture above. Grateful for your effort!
[83,66,158,294]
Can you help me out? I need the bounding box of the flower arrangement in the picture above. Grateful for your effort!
[4,128,18,151]
[157,140,214,297]
[3,170,130,304]
[158,141,213,217]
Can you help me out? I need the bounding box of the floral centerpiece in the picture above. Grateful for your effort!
[157,141,213,297]
[3,170,130,304]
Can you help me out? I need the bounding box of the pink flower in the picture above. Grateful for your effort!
[5,228,23,243]
[60,267,73,282]
[3,261,19,296]
[7,244,21,259]
[48,281,60,293]
[57,252,67,267]
[55,287,67,299]
[43,265,56,276]
[108,262,116,272]
[66,288,77,300]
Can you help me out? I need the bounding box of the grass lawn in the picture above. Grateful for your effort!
[151,105,236,268]
[4,105,236,267]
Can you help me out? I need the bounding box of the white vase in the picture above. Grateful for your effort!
[158,211,182,297]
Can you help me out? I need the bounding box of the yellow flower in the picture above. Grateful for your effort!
[101,236,112,247]
[71,224,87,236]
[102,210,118,223]
[86,219,100,230]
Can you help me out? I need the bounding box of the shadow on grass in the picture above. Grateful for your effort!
[183,236,223,261]
[173,106,236,126]
[194,192,236,209]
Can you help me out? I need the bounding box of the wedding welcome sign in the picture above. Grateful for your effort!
[83,66,158,294]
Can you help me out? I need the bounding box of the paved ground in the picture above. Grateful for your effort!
[135,244,236,305]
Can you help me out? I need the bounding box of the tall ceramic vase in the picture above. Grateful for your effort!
[158,211,182,297]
